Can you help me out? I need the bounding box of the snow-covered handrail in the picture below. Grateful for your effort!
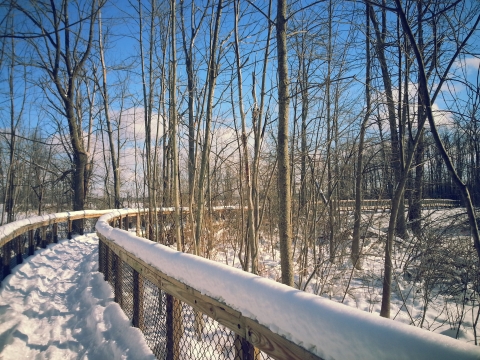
[0,210,113,247]
[96,208,479,360]
[0,210,114,282]
[336,198,461,211]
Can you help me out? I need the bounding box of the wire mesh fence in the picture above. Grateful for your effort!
[0,213,104,284]
[1,224,59,282]
[99,238,274,360]
[0,209,319,360]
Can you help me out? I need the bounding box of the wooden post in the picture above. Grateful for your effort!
[78,217,85,236]
[132,269,144,331]
[124,215,129,230]
[105,246,111,282]
[41,226,47,248]
[114,253,123,308]
[98,240,104,274]
[68,219,73,239]
[2,242,10,280]
[28,229,35,256]
[53,223,58,243]
[234,335,260,360]
[166,295,182,360]
[16,237,23,265]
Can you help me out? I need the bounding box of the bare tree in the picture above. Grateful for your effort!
[11,0,104,233]
[352,2,372,271]
[194,0,223,255]
[276,0,294,286]
[394,0,480,261]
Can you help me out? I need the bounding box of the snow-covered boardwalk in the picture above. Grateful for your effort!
[0,233,154,359]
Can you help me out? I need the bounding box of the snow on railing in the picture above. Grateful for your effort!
[336,198,461,211]
[1,207,477,359]
[97,208,479,360]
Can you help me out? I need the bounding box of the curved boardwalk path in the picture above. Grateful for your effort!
[0,233,154,359]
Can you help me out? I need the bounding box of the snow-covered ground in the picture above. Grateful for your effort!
[0,233,154,360]
[1,207,479,359]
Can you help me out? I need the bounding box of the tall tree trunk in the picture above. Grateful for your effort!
[409,0,425,237]
[5,28,17,224]
[369,4,406,239]
[234,0,257,274]
[352,2,371,270]
[195,0,223,255]
[326,0,335,263]
[276,0,294,286]
[98,10,121,209]
[170,0,182,252]
[138,0,157,240]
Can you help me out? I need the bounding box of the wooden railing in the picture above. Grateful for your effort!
[96,209,320,360]
[0,210,112,282]
[1,206,477,360]
[336,198,461,211]
[96,208,479,360]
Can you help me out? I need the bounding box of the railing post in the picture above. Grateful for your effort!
[16,236,23,265]
[41,226,47,248]
[68,219,72,239]
[106,246,112,282]
[2,241,10,280]
[28,229,35,256]
[166,294,181,360]
[132,269,144,331]
[234,335,260,360]
[98,240,104,274]
[53,223,58,243]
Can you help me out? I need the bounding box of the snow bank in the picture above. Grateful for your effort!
[96,210,480,360]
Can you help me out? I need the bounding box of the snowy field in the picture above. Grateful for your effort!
[0,233,154,360]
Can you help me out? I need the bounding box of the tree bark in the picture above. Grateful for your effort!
[352,2,371,271]
[276,0,294,286]
[98,10,121,209]
[369,5,407,239]
[195,0,223,254]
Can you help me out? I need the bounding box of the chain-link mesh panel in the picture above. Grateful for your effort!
[34,229,42,248]
[3,241,12,278]
[107,249,117,290]
[98,240,276,360]
[142,278,167,358]
[56,222,69,240]
[12,235,28,266]
[176,302,235,359]
[98,240,105,274]
[120,260,134,321]
[84,219,97,233]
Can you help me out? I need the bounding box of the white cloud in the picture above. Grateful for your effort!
[454,57,480,74]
